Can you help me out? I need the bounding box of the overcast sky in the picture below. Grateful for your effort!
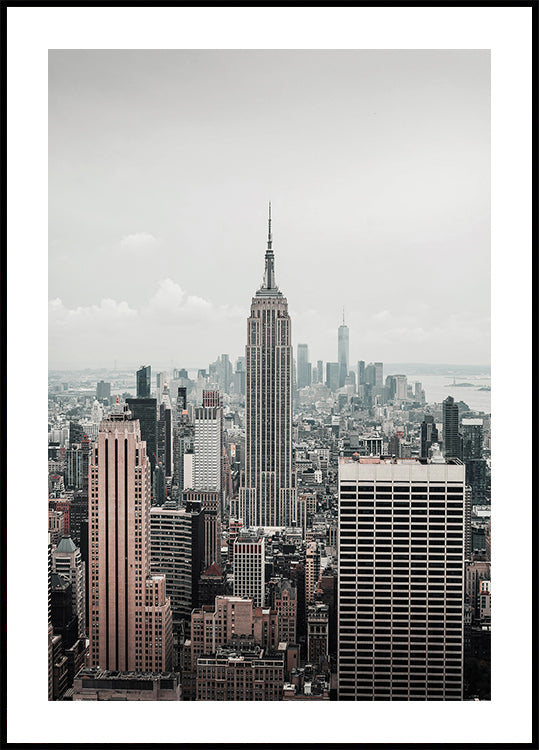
[49,50,490,371]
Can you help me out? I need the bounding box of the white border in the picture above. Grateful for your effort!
[6,5,533,745]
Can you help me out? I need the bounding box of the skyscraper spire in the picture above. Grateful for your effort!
[258,202,281,296]
[343,307,345,325]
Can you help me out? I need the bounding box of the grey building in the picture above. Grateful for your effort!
[337,314,349,388]
[297,343,311,388]
[239,206,296,527]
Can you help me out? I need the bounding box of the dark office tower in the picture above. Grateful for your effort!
[198,563,226,607]
[136,365,151,398]
[158,385,173,477]
[461,418,484,461]
[176,387,187,417]
[150,501,205,630]
[338,311,349,388]
[389,434,401,457]
[153,462,167,504]
[420,415,440,458]
[357,360,365,386]
[65,443,84,490]
[338,452,466,701]
[96,380,111,403]
[69,421,84,447]
[51,573,78,651]
[79,518,89,633]
[443,396,462,460]
[126,397,157,474]
[461,419,487,504]
[52,535,86,639]
[239,205,296,528]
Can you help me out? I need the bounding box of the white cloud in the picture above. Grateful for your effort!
[49,279,247,368]
[117,232,159,252]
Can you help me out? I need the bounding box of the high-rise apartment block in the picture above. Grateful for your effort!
[194,405,222,493]
[239,206,296,527]
[338,452,466,701]
[88,405,173,671]
[272,579,297,645]
[150,501,205,629]
[305,541,321,604]
[233,533,265,606]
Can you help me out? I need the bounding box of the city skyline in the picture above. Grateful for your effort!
[49,49,490,369]
[5,1,533,743]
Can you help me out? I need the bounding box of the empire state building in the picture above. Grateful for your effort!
[239,206,296,528]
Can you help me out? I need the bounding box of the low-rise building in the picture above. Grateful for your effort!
[72,667,181,700]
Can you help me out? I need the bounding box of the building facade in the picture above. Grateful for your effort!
[233,534,265,606]
[239,206,296,528]
[337,453,466,701]
[150,502,205,629]
[136,365,151,399]
[88,405,172,671]
[443,396,462,460]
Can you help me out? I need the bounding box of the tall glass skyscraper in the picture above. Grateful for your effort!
[338,312,349,388]
[443,396,462,460]
[297,343,311,388]
[239,206,296,527]
[136,365,151,398]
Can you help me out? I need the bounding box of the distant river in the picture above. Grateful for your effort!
[412,374,491,414]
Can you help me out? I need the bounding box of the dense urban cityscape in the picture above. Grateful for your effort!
[47,210,491,701]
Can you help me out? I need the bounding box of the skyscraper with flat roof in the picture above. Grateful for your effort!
[126,397,157,476]
[420,415,439,458]
[233,533,265,606]
[297,343,311,388]
[239,205,296,527]
[88,404,172,671]
[443,396,462,460]
[136,365,151,398]
[337,452,465,701]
